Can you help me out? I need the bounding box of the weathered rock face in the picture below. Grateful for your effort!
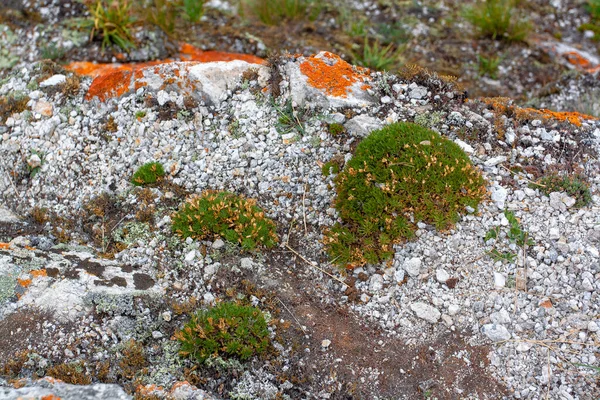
[0,241,159,322]
[0,378,131,400]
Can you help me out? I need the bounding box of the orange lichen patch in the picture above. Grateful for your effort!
[170,381,194,393]
[179,43,265,64]
[517,108,597,127]
[30,269,47,278]
[563,51,595,69]
[17,278,32,288]
[39,377,64,384]
[0,243,10,250]
[40,395,62,400]
[136,384,164,396]
[85,69,133,102]
[300,52,371,98]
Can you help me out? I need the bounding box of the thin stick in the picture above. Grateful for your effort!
[546,350,551,400]
[500,164,545,187]
[285,244,347,286]
[4,168,20,197]
[302,184,308,235]
[276,296,306,334]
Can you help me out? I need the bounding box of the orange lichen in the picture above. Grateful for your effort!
[179,43,265,64]
[30,269,47,278]
[539,299,553,309]
[136,384,164,396]
[12,379,27,389]
[0,243,9,250]
[84,69,133,102]
[40,395,62,400]
[563,51,594,69]
[517,108,598,127]
[17,278,32,288]
[170,381,193,393]
[299,52,370,98]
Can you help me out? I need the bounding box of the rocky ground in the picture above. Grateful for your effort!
[1,1,600,400]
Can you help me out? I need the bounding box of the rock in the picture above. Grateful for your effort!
[484,156,507,167]
[161,311,172,322]
[0,378,132,399]
[184,249,196,263]
[448,304,460,316]
[369,274,384,291]
[435,269,450,284]
[494,272,506,289]
[491,309,511,324]
[33,99,53,116]
[410,302,441,323]
[40,74,66,87]
[587,321,599,332]
[408,83,427,99]
[344,115,383,137]
[321,339,331,348]
[394,268,405,284]
[482,324,511,342]
[549,192,576,211]
[516,342,533,352]
[240,257,253,269]
[454,139,474,154]
[0,207,20,223]
[403,257,422,277]
[549,227,560,240]
[212,239,225,249]
[490,185,508,209]
[27,153,42,169]
[151,330,163,339]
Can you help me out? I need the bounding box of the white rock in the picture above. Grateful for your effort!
[369,274,384,291]
[549,227,560,240]
[454,139,474,154]
[212,239,225,249]
[435,269,450,283]
[321,339,331,348]
[152,331,163,339]
[184,250,196,263]
[587,321,599,332]
[448,304,460,316]
[403,257,422,277]
[40,74,66,87]
[516,342,533,352]
[0,207,20,223]
[410,302,441,323]
[491,309,511,324]
[344,115,383,137]
[490,185,508,209]
[240,257,253,269]
[482,324,511,342]
[162,311,172,322]
[394,268,405,283]
[494,272,506,289]
[484,156,507,166]
[203,292,215,304]
[408,85,427,100]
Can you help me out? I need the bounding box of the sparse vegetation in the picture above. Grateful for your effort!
[463,0,531,42]
[176,301,271,363]
[351,36,403,71]
[533,173,592,208]
[274,99,308,135]
[477,54,502,79]
[0,92,30,121]
[47,361,93,385]
[171,191,278,251]
[328,122,346,136]
[323,122,487,268]
[130,161,165,186]
[485,210,534,263]
[79,0,137,51]
[239,0,320,26]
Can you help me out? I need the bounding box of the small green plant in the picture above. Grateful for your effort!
[328,123,346,136]
[171,191,278,251]
[27,149,46,178]
[351,36,403,71]
[40,43,66,61]
[463,0,531,42]
[587,0,600,20]
[175,301,271,363]
[485,210,534,263]
[324,122,487,268]
[321,161,340,177]
[135,110,146,119]
[181,0,205,23]
[130,161,165,186]
[533,173,592,208]
[477,54,502,79]
[80,0,136,51]
[274,99,308,135]
[144,0,177,36]
[240,0,320,26]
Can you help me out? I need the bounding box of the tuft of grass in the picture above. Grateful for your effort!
[181,0,205,23]
[0,93,30,121]
[533,173,592,208]
[463,0,531,42]
[130,161,165,186]
[274,99,309,135]
[144,0,177,36]
[239,0,320,26]
[587,0,600,20]
[485,210,533,263]
[171,191,278,251]
[351,36,403,71]
[323,122,487,268]
[477,54,502,79]
[78,0,137,51]
[328,122,346,137]
[175,301,271,363]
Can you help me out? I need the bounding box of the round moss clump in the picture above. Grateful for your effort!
[130,162,165,186]
[175,302,271,363]
[324,122,486,268]
[171,191,278,251]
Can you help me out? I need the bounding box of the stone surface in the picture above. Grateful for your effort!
[410,302,441,323]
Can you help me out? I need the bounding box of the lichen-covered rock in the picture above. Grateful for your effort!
[0,377,131,400]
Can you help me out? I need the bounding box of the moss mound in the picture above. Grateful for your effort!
[175,301,271,363]
[171,190,278,251]
[324,122,486,268]
[130,161,165,186]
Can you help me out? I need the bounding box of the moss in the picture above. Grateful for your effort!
[321,161,340,177]
[323,122,486,268]
[171,191,278,251]
[327,122,346,136]
[47,362,92,385]
[131,162,165,187]
[0,93,30,121]
[118,339,147,380]
[175,301,271,363]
